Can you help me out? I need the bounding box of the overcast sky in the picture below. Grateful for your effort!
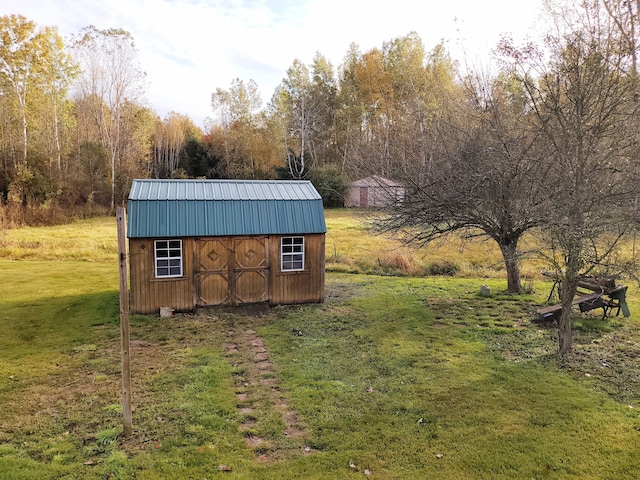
[3,0,544,128]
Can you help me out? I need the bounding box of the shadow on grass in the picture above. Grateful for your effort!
[0,290,120,361]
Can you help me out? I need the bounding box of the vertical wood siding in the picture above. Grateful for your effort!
[129,238,194,314]
[129,233,325,314]
[268,233,325,305]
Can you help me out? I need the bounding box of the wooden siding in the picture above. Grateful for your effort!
[268,233,325,305]
[129,238,195,314]
[129,233,325,314]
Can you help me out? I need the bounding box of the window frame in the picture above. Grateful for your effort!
[154,239,183,278]
[280,236,305,272]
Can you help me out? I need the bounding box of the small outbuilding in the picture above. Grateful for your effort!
[345,175,404,208]
[127,179,326,314]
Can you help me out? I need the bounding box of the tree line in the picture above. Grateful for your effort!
[0,17,215,217]
[2,1,640,353]
[0,13,461,217]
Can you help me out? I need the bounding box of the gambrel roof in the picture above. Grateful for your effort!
[127,179,326,238]
[351,175,404,188]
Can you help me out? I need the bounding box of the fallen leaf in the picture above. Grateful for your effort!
[218,464,232,472]
[83,460,94,465]
[349,461,357,469]
[366,386,374,393]
[304,446,311,452]
[436,453,443,459]
[364,468,372,475]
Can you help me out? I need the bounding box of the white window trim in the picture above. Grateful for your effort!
[281,236,305,272]
[154,239,183,278]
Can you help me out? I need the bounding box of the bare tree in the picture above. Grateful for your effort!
[71,26,146,209]
[281,59,316,178]
[211,78,262,177]
[153,112,192,178]
[501,15,639,353]
[372,70,550,294]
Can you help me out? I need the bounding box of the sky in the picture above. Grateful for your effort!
[3,0,545,128]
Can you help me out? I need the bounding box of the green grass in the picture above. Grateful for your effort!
[1,213,640,478]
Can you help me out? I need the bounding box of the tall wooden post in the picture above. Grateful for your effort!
[116,207,133,436]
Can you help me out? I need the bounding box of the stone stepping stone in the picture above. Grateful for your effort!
[238,420,256,431]
[256,361,272,370]
[245,436,264,447]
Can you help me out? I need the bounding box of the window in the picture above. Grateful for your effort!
[281,236,304,271]
[154,239,183,278]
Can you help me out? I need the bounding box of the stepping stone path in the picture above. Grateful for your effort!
[221,320,310,461]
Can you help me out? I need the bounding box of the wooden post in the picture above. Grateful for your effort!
[116,207,133,436]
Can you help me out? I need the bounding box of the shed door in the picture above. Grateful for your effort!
[195,237,269,306]
[195,239,231,306]
[233,237,268,304]
[360,187,368,208]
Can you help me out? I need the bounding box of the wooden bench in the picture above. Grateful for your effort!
[577,278,629,318]
[536,275,630,321]
[536,292,603,321]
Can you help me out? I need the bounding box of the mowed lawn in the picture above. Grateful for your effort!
[1,211,640,479]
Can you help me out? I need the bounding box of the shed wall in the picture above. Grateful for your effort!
[129,233,325,314]
[269,233,325,305]
[129,238,195,314]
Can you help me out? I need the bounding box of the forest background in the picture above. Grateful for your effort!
[0,5,524,224]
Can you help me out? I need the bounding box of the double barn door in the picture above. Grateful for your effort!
[195,237,269,306]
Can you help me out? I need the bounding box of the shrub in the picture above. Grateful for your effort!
[425,259,460,276]
[377,251,425,276]
[309,166,349,207]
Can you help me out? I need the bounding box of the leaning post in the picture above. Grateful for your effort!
[116,207,133,436]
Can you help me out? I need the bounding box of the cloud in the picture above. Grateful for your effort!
[2,0,544,127]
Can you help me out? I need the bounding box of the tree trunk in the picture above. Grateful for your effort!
[558,277,578,355]
[19,94,27,166]
[498,238,521,294]
[52,91,61,173]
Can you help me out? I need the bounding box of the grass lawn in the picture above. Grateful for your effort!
[1,211,640,479]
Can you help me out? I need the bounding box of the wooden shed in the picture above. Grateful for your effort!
[127,179,326,314]
[345,175,405,208]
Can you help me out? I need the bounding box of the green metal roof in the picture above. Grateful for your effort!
[127,179,326,238]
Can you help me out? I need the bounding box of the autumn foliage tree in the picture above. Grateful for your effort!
[0,15,77,205]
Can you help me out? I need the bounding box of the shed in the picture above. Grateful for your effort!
[127,179,326,314]
[345,175,405,208]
